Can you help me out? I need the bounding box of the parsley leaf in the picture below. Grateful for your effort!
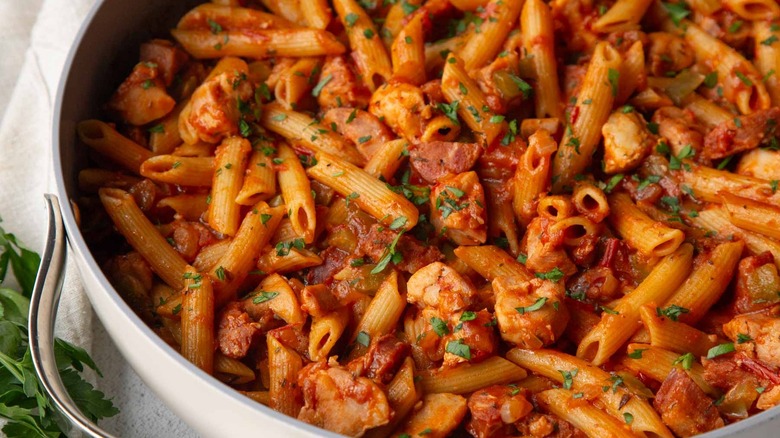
[516,297,548,314]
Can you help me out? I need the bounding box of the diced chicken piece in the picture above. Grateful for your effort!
[103,252,154,321]
[317,56,372,110]
[108,62,176,126]
[410,141,482,183]
[653,368,724,437]
[407,261,477,314]
[397,393,468,438]
[442,309,498,366]
[493,277,569,349]
[430,171,488,246]
[358,223,443,274]
[369,81,431,142]
[652,106,705,156]
[756,385,780,410]
[723,307,780,370]
[348,334,410,384]
[704,108,780,159]
[733,252,780,314]
[140,39,189,86]
[602,111,656,174]
[467,385,534,438]
[647,32,695,77]
[180,67,253,144]
[323,108,392,160]
[513,411,587,438]
[217,302,261,359]
[522,217,576,276]
[298,361,391,437]
[737,148,780,180]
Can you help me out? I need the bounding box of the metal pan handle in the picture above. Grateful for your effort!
[28,194,117,438]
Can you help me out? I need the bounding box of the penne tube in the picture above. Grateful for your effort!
[681,92,733,128]
[78,169,140,193]
[723,0,780,20]
[215,353,255,385]
[267,335,303,417]
[424,34,468,76]
[193,239,231,273]
[754,21,780,106]
[171,28,346,59]
[661,240,744,325]
[484,180,521,256]
[418,356,527,394]
[513,129,557,226]
[721,191,780,240]
[258,0,306,25]
[691,207,780,269]
[157,194,209,221]
[663,19,769,114]
[460,0,522,72]
[253,273,305,325]
[274,57,322,109]
[441,53,505,146]
[507,349,672,437]
[620,344,718,397]
[363,139,408,181]
[308,308,349,361]
[333,0,392,91]
[277,143,316,243]
[572,182,610,223]
[449,0,490,10]
[140,155,214,186]
[593,0,652,33]
[520,118,561,140]
[307,151,419,230]
[177,3,295,30]
[552,43,622,191]
[536,389,633,438]
[550,216,599,247]
[391,12,426,85]
[300,0,331,29]
[577,244,693,365]
[608,192,685,256]
[348,271,405,359]
[181,265,215,374]
[77,120,153,174]
[149,101,186,155]
[210,204,284,305]
[260,102,365,166]
[257,247,322,275]
[617,41,644,104]
[236,149,276,205]
[537,195,574,220]
[521,0,562,118]
[454,245,533,282]
[173,141,215,157]
[420,115,461,143]
[680,162,780,205]
[99,188,189,290]
[207,137,251,236]
[639,305,717,358]
[364,357,420,438]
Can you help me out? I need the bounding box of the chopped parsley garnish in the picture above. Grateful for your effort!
[674,352,695,370]
[607,68,620,97]
[516,297,548,314]
[559,368,578,390]
[534,267,565,283]
[437,101,460,125]
[356,331,370,347]
[737,333,752,344]
[252,291,279,304]
[275,238,305,256]
[446,339,471,360]
[431,317,449,337]
[371,231,404,274]
[703,71,718,88]
[706,342,736,359]
[656,304,689,321]
[662,1,690,26]
[311,74,333,97]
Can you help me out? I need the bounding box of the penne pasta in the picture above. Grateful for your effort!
[207,136,251,236]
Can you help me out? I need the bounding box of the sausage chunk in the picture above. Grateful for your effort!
[317,56,372,110]
[181,68,253,144]
[348,334,410,384]
[358,224,443,274]
[217,302,261,359]
[704,108,780,159]
[323,107,392,160]
[410,141,482,183]
[653,368,724,437]
[723,307,780,370]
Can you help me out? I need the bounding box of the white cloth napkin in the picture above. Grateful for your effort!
[0,1,194,436]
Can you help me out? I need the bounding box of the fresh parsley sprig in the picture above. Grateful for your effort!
[0,222,118,437]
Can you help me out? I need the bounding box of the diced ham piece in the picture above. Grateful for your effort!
[410,141,482,183]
